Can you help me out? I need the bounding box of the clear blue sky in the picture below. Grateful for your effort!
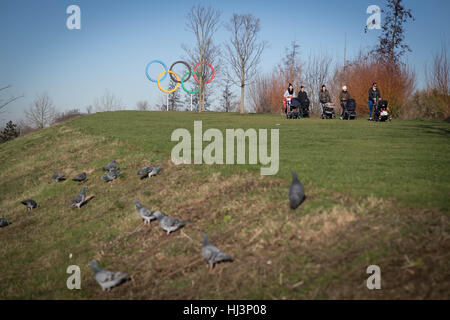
[0,0,449,123]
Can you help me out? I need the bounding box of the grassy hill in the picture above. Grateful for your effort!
[0,111,449,299]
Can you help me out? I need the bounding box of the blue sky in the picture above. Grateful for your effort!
[0,0,449,123]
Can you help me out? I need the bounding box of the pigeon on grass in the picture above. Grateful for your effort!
[101,169,122,182]
[88,260,130,291]
[137,166,153,180]
[148,166,162,178]
[202,233,233,271]
[0,218,9,227]
[102,160,117,172]
[132,200,156,226]
[52,173,65,182]
[153,210,190,235]
[72,172,87,182]
[289,171,305,210]
[21,199,38,211]
[71,186,87,208]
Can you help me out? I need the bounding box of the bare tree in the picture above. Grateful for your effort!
[183,5,221,112]
[25,92,57,129]
[219,78,237,112]
[277,41,303,91]
[427,41,449,97]
[86,105,93,114]
[303,51,333,114]
[426,41,450,120]
[93,89,123,112]
[0,85,24,113]
[136,100,149,111]
[167,79,181,111]
[224,13,266,114]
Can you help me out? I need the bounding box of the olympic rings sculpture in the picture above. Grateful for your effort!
[145,59,215,94]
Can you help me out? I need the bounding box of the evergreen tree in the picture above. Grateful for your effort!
[369,0,415,65]
[0,121,20,143]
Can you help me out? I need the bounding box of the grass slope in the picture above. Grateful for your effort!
[0,112,449,299]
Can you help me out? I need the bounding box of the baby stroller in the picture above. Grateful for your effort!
[373,100,391,122]
[300,98,310,118]
[341,99,357,120]
[320,103,336,119]
[285,97,301,119]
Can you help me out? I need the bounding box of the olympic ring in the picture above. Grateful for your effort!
[146,60,168,83]
[193,62,215,84]
[157,70,180,93]
[181,71,200,94]
[169,61,192,83]
[145,60,215,94]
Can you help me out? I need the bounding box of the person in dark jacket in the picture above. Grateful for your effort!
[368,82,381,120]
[297,86,309,107]
[339,85,351,119]
[319,85,332,104]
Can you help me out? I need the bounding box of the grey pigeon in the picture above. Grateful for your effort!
[72,172,87,182]
[21,199,38,211]
[71,186,87,208]
[0,218,9,227]
[137,166,154,176]
[103,160,117,172]
[202,233,233,271]
[148,165,162,178]
[88,260,130,291]
[101,168,122,182]
[132,200,156,226]
[289,171,305,209]
[153,210,191,235]
[52,173,66,182]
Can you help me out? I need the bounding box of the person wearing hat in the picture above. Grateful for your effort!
[368,82,381,121]
[283,83,295,114]
[339,85,351,119]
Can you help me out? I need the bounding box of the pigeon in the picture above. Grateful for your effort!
[71,186,87,208]
[152,210,191,235]
[0,218,9,228]
[137,166,154,180]
[202,233,234,271]
[88,260,130,291]
[21,199,38,211]
[52,173,66,182]
[137,166,154,176]
[103,160,117,172]
[72,172,87,182]
[132,200,156,226]
[148,165,162,178]
[289,171,305,209]
[101,168,122,182]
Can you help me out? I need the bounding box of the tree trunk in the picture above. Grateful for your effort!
[240,83,245,114]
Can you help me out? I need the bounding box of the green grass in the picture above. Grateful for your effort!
[69,111,450,211]
[0,111,449,300]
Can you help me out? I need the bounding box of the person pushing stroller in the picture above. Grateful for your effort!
[339,85,351,120]
[319,85,335,119]
[368,82,381,121]
[283,83,295,114]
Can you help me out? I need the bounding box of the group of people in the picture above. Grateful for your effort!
[283,82,382,120]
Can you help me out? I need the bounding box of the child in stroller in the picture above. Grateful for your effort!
[373,100,391,122]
